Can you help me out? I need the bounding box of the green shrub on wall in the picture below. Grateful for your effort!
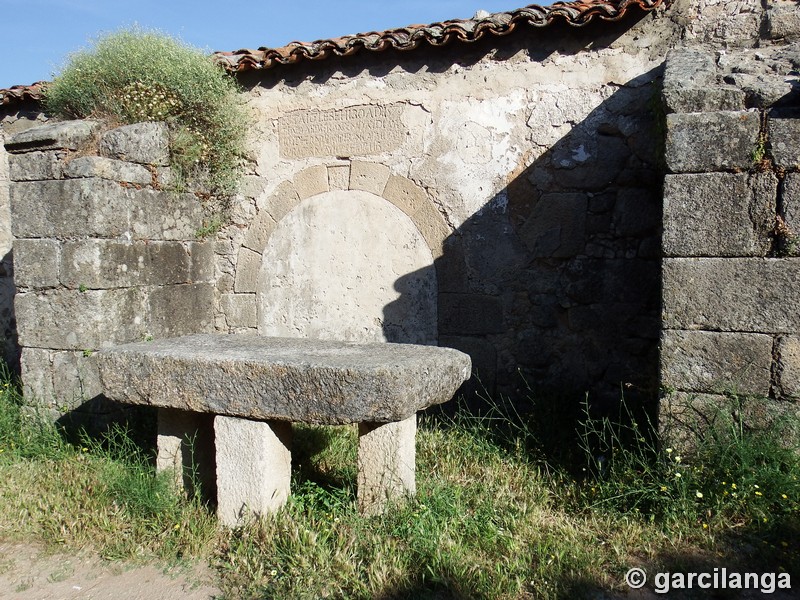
[44,28,247,199]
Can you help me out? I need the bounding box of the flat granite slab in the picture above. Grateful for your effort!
[97,334,471,425]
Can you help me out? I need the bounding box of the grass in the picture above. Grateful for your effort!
[0,372,798,599]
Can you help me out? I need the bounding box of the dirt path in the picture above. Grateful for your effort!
[0,542,220,600]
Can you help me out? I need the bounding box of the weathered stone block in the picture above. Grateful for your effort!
[52,350,103,405]
[350,161,390,196]
[439,293,504,335]
[188,242,215,283]
[783,172,800,237]
[665,111,761,173]
[11,178,132,238]
[238,175,268,199]
[663,258,800,332]
[260,181,299,222]
[519,193,587,258]
[60,240,197,289]
[241,212,277,253]
[383,175,427,217]
[9,151,65,181]
[97,333,471,424]
[662,48,746,113]
[215,416,292,527]
[129,188,204,241]
[220,293,257,329]
[20,347,54,404]
[99,122,170,165]
[776,336,800,399]
[768,111,800,169]
[13,238,59,288]
[64,156,152,185]
[411,199,450,259]
[663,172,776,257]
[664,87,746,114]
[148,283,214,338]
[156,408,216,496]
[15,288,148,350]
[358,416,416,516]
[327,164,350,191]
[660,392,800,454]
[5,120,100,153]
[765,5,800,40]
[234,247,261,293]
[660,330,773,396]
[293,165,329,200]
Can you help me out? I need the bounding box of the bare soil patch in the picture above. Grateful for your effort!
[0,541,219,599]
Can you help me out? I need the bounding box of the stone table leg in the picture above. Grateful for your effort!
[214,416,292,527]
[357,414,416,516]
[156,407,216,500]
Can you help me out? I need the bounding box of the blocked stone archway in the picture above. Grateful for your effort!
[229,162,452,344]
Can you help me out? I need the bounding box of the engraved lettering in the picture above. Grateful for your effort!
[278,104,406,159]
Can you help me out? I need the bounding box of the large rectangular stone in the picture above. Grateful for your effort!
[188,242,215,283]
[663,258,800,332]
[9,151,65,181]
[220,293,257,329]
[5,120,100,153]
[148,283,214,338]
[660,391,800,453]
[52,350,103,406]
[662,48,745,113]
[768,110,800,169]
[782,173,800,242]
[59,240,207,289]
[11,178,133,238]
[13,238,60,288]
[99,122,170,166]
[129,188,204,241]
[97,334,472,425]
[63,156,152,185]
[665,111,761,173]
[660,330,773,396]
[663,172,776,257]
[776,336,800,400]
[19,347,55,405]
[214,416,292,527]
[765,5,800,41]
[15,288,149,350]
[358,416,416,516]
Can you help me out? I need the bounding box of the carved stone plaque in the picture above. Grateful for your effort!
[278,104,405,159]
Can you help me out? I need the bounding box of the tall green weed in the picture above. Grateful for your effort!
[44,28,247,199]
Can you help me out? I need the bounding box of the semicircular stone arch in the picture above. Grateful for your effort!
[232,162,453,345]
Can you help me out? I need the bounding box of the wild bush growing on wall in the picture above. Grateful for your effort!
[44,28,247,200]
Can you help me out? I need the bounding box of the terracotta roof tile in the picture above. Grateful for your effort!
[1,1,665,108]
[215,0,665,72]
[0,82,45,107]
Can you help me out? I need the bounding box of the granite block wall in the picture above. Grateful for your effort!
[4,120,214,420]
[660,44,800,437]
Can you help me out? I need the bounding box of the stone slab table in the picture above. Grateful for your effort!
[96,333,471,526]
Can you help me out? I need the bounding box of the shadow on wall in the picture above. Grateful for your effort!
[384,68,664,415]
[0,250,18,373]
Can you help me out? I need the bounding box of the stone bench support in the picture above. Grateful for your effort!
[214,416,292,525]
[357,416,416,516]
[97,334,470,527]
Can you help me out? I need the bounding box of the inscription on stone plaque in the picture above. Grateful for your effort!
[278,104,405,159]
